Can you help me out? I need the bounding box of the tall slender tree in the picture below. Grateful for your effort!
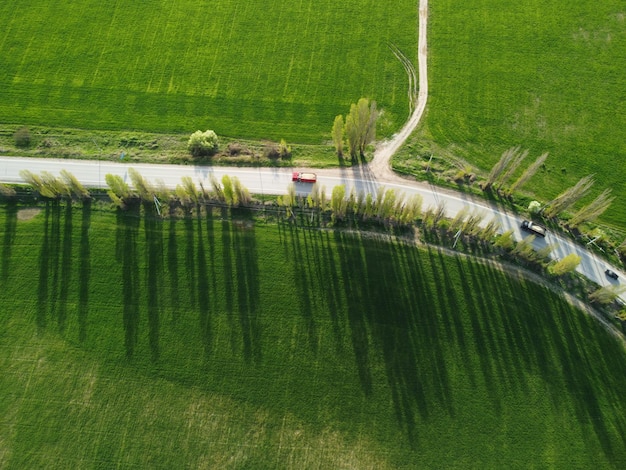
[543,175,594,218]
[332,115,344,157]
[567,188,614,228]
[509,152,549,193]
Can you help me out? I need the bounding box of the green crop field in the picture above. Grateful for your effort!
[411,0,626,226]
[1,202,626,468]
[0,0,416,143]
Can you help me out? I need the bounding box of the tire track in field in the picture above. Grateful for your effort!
[369,0,428,181]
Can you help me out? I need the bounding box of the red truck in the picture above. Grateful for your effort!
[292,172,317,183]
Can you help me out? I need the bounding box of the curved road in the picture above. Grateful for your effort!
[0,156,624,306]
[0,0,624,306]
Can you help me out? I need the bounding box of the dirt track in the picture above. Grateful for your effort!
[369,0,428,182]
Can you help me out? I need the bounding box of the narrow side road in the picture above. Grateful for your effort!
[369,0,429,182]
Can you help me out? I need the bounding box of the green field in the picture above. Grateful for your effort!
[410,0,626,226]
[1,202,626,468]
[0,0,415,143]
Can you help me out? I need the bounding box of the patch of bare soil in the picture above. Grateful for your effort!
[17,208,42,221]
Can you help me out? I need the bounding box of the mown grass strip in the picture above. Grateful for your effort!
[0,0,416,143]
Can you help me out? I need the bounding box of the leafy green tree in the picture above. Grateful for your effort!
[232,176,251,206]
[589,284,626,304]
[478,218,501,241]
[535,244,556,264]
[548,253,581,276]
[496,147,528,190]
[528,200,542,214]
[330,185,347,221]
[14,127,31,147]
[494,230,515,251]
[512,234,536,259]
[462,212,484,236]
[222,175,236,206]
[41,171,69,197]
[128,168,153,201]
[105,174,132,208]
[404,194,423,223]
[180,176,199,204]
[210,175,225,202]
[345,98,378,160]
[364,193,374,220]
[332,115,344,157]
[20,170,57,198]
[278,139,292,159]
[188,130,219,157]
[60,170,90,199]
[449,207,469,233]
[377,189,396,223]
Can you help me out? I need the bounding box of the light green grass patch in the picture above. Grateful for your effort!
[0,0,416,143]
[410,0,626,226]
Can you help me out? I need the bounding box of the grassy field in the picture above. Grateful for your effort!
[0,0,416,144]
[404,0,626,227]
[1,201,626,468]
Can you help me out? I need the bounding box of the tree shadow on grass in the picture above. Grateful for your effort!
[205,206,218,307]
[221,209,236,354]
[144,202,163,361]
[48,200,62,322]
[400,245,453,417]
[78,200,91,342]
[452,256,502,413]
[184,208,196,310]
[470,261,531,397]
[462,256,626,464]
[37,201,51,331]
[167,204,179,325]
[288,225,318,355]
[57,201,73,333]
[363,238,438,445]
[233,215,261,363]
[334,231,373,397]
[197,206,212,358]
[116,203,141,358]
[541,292,622,463]
[1,201,17,282]
[312,230,345,354]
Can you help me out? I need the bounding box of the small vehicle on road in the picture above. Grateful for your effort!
[605,269,619,280]
[292,172,317,183]
[521,220,546,238]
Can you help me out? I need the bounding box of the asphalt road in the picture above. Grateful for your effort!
[1,155,624,304]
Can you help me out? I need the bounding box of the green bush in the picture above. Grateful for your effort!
[13,127,31,147]
[187,130,219,157]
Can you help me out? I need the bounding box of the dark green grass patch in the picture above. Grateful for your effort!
[0,0,416,144]
[1,203,626,467]
[408,0,626,227]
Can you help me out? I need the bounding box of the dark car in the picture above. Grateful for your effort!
[605,269,619,280]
